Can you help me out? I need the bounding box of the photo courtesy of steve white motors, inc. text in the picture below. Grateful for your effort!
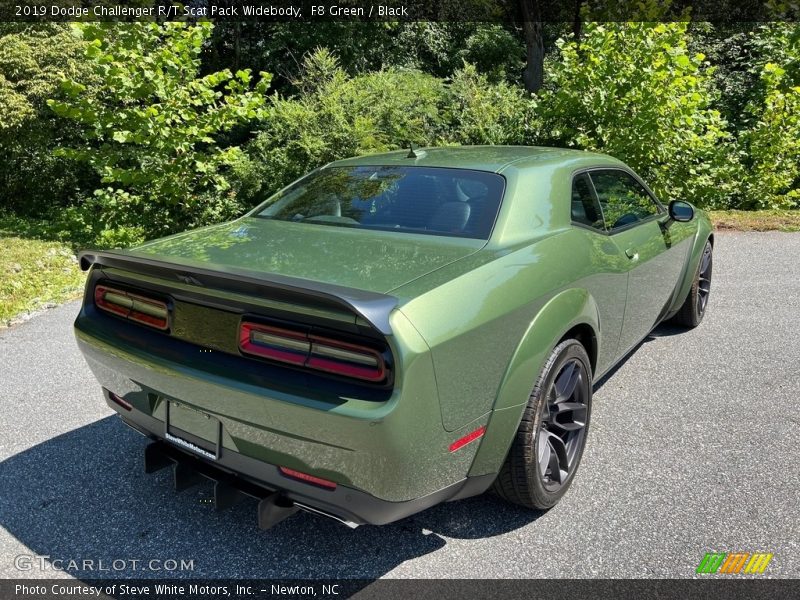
[14,3,410,18]
[14,583,343,597]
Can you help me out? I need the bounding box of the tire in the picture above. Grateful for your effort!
[493,339,592,510]
[672,240,713,328]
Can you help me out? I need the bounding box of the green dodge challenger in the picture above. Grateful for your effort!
[75,146,713,529]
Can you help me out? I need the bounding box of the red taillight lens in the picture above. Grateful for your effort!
[239,323,308,366]
[307,335,385,382]
[108,391,133,411]
[94,285,169,331]
[239,321,387,383]
[279,467,337,490]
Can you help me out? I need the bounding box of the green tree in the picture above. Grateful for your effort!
[738,61,800,208]
[0,24,97,216]
[729,23,800,209]
[48,22,270,243]
[240,49,449,203]
[536,20,734,208]
[446,63,534,145]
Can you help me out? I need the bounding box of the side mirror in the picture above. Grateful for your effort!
[668,200,694,223]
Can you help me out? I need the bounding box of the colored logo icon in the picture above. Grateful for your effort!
[696,552,773,574]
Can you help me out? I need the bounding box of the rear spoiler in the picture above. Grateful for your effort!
[78,250,398,335]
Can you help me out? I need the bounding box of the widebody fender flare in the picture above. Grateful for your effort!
[665,211,714,319]
[467,287,601,478]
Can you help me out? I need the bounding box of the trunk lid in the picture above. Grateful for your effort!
[129,217,483,294]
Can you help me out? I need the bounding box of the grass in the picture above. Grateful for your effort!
[0,235,85,326]
[708,209,800,232]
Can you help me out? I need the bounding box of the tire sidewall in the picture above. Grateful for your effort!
[528,340,593,508]
[694,241,713,323]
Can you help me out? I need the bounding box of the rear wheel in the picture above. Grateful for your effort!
[672,240,713,328]
[494,339,592,510]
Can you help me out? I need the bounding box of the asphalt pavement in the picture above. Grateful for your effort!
[1,231,798,580]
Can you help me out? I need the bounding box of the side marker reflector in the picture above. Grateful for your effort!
[279,467,337,490]
[449,425,486,453]
[108,391,133,411]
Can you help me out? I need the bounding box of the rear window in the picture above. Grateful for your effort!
[252,166,505,239]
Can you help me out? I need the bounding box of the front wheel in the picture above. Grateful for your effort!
[493,339,592,510]
[672,240,713,328]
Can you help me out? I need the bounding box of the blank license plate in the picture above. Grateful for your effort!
[165,401,220,460]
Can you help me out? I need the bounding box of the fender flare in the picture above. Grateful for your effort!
[467,287,600,478]
[666,212,714,318]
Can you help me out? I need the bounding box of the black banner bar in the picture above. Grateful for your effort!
[1,0,799,23]
[2,579,800,600]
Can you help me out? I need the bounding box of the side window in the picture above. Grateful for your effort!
[590,170,661,232]
[570,172,605,231]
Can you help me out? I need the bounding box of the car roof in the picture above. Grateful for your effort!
[326,145,624,173]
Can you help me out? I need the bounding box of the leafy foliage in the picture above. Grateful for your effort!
[461,25,525,84]
[738,59,800,209]
[445,64,534,145]
[2,20,799,249]
[241,50,449,203]
[204,22,525,93]
[0,24,97,216]
[47,22,271,241]
[535,21,734,208]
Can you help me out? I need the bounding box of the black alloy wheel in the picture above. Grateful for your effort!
[673,239,713,328]
[537,358,590,492]
[494,339,593,510]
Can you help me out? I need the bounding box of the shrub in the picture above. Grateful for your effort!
[241,50,449,203]
[462,25,524,84]
[736,25,800,209]
[446,64,534,145]
[0,24,98,216]
[535,21,734,208]
[47,22,270,242]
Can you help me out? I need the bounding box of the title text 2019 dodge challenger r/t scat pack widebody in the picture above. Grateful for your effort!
[75,146,713,529]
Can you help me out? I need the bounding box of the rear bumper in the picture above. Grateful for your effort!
[75,307,494,524]
[111,392,493,526]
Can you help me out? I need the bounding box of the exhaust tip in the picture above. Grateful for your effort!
[257,493,299,530]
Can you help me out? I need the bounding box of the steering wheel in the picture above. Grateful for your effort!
[612,213,640,229]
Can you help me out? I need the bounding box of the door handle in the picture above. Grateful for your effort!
[625,248,639,261]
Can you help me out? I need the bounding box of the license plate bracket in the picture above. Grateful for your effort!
[165,401,221,461]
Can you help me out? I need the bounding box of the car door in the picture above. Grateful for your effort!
[569,172,628,375]
[588,169,682,356]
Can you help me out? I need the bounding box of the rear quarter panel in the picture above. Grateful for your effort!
[395,228,629,433]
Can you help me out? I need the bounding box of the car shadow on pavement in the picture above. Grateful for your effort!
[594,322,687,393]
[0,416,541,579]
[645,322,688,339]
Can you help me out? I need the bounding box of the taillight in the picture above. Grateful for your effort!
[307,335,385,382]
[239,321,387,383]
[239,324,308,366]
[94,285,169,331]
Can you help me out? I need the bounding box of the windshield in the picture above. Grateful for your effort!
[252,166,505,240]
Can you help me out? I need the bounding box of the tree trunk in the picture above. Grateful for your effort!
[233,22,241,71]
[573,0,583,47]
[520,0,544,93]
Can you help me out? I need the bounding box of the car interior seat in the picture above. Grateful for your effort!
[428,201,471,233]
[571,178,601,228]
